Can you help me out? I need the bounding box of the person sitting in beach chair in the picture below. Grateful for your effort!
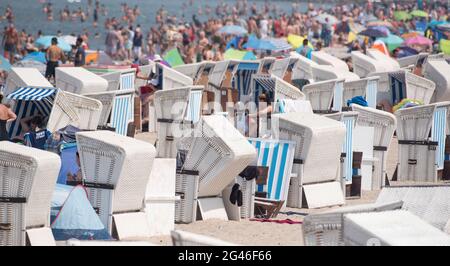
[21,115,53,150]
[248,93,273,137]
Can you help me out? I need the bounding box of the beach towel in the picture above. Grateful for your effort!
[249,218,302,224]
[347,96,368,107]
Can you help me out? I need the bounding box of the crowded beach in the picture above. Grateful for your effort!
[1,0,450,246]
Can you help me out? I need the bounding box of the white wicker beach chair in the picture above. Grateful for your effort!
[134,64,153,89]
[270,58,291,80]
[155,62,193,91]
[343,210,450,246]
[174,62,207,82]
[0,142,60,246]
[376,185,450,231]
[431,102,450,172]
[55,67,109,94]
[6,87,102,139]
[3,67,53,96]
[397,53,429,68]
[291,54,318,82]
[303,201,403,246]
[171,230,236,246]
[99,72,121,92]
[423,53,450,102]
[83,91,117,127]
[366,49,401,72]
[351,105,397,189]
[395,104,437,182]
[206,60,237,112]
[175,115,256,223]
[342,76,379,109]
[302,79,344,113]
[222,176,256,221]
[271,113,346,208]
[351,51,388,78]
[259,57,277,74]
[76,131,156,239]
[312,51,350,71]
[311,64,360,83]
[389,70,435,105]
[232,61,261,104]
[86,67,136,91]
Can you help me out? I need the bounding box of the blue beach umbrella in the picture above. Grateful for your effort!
[35,36,72,52]
[22,51,47,64]
[218,25,248,36]
[0,55,12,71]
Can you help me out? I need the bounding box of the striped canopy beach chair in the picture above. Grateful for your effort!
[0,142,61,246]
[76,131,156,239]
[7,87,102,139]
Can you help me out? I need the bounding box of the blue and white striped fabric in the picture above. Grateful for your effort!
[390,72,406,105]
[248,138,296,201]
[343,116,356,182]
[110,94,133,136]
[185,89,202,123]
[366,79,378,108]
[332,81,344,111]
[432,106,447,170]
[7,87,56,139]
[252,75,275,106]
[120,72,135,90]
[232,62,260,99]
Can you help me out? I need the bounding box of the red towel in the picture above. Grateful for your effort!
[249,218,302,224]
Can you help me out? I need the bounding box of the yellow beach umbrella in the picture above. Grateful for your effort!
[287,34,313,49]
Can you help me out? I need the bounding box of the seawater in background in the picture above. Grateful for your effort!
[0,0,333,50]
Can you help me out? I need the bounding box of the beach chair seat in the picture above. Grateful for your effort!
[254,198,285,219]
[352,105,397,189]
[376,185,450,232]
[423,53,450,102]
[389,70,435,106]
[171,230,236,246]
[175,115,256,223]
[303,201,403,246]
[343,210,450,246]
[0,142,60,246]
[271,113,346,208]
[76,131,156,239]
[302,79,344,114]
[395,104,438,182]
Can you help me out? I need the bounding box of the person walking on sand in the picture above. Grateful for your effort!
[45,37,65,82]
[74,37,85,67]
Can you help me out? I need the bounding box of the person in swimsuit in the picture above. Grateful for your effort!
[0,93,17,141]
[45,37,65,82]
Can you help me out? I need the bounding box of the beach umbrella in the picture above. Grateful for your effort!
[404,35,433,46]
[377,34,404,51]
[287,34,314,49]
[163,48,185,67]
[218,25,248,36]
[224,49,256,60]
[61,35,77,46]
[245,36,291,52]
[35,36,72,52]
[13,60,46,74]
[0,55,12,71]
[22,51,47,64]
[401,32,422,39]
[440,39,450,55]
[315,13,338,26]
[437,24,450,32]
[429,20,448,29]
[410,10,428,18]
[394,11,412,21]
[396,46,419,58]
[358,28,388,38]
[369,26,391,36]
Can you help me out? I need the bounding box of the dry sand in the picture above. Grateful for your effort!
[134,132,444,246]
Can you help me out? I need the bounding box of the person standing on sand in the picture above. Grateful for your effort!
[74,37,85,67]
[45,37,65,82]
[2,24,19,64]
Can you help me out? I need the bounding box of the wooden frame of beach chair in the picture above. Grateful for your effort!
[376,185,450,231]
[395,104,438,182]
[341,76,379,109]
[302,201,403,246]
[351,105,396,189]
[302,79,344,114]
[171,230,236,246]
[0,142,60,246]
[423,53,450,102]
[55,67,109,94]
[3,67,53,96]
[343,210,450,246]
[76,131,156,239]
[389,70,435,106]
[271,113,346,209]
[6,87,103,140]
[175,116,256,223]
[247,138,296,213]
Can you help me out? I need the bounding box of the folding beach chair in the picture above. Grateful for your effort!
[0,142,61,246]
[175,116,256,223]
[7,87,103,140]
[352,104,397,189]
[76,131,156,239]
[272,113,346,209]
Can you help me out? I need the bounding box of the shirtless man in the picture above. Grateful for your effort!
[2,24,18,64]
[45,37,65,82]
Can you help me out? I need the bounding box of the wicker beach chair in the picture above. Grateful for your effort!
[389,70,435,106]
[366,49,401,72]
[86,66,136,91]
[351,105,396,189]
[271,113,346,209]
[343,210,450,246]
[423,53,450,102]
[270,58,291,80]
[351,51,388,78]
[76,131,156,239]
[302,79,344,114]
[155,62,193,91]
[341,76,379,109]
[55,67,109,94]
[0,142,61,246]
[3,67,53,96]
